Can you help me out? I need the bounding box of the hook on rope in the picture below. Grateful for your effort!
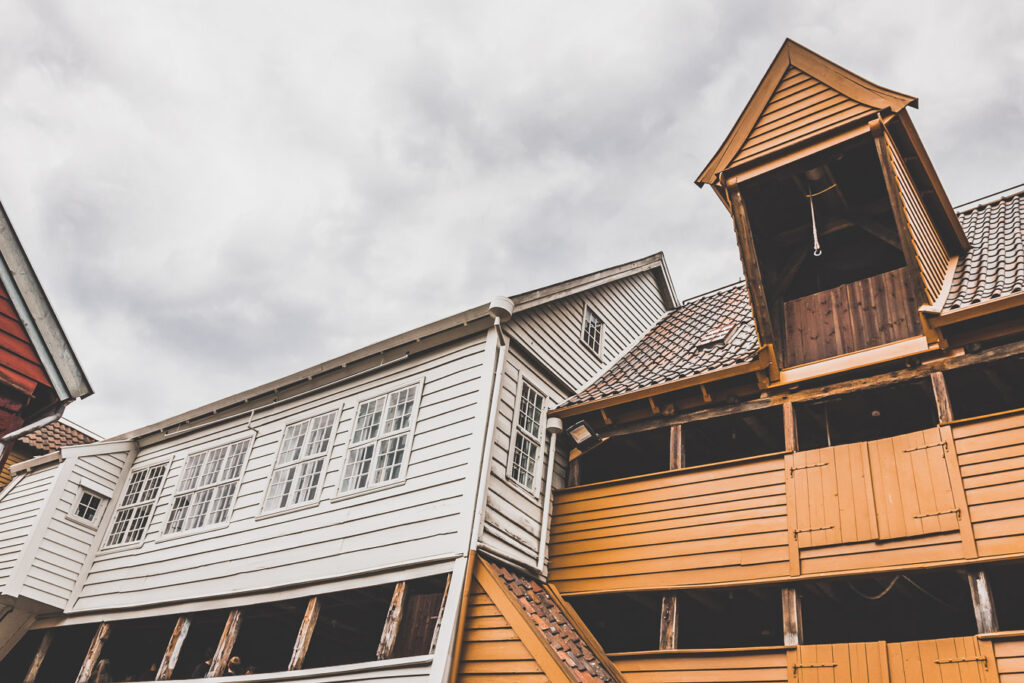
[805,183,835,258]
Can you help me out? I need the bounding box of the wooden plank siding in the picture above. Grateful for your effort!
[505,270,667,391]
[789,636,995,682]
[73,339,490,612]
[0,282,50,393]
[730,66,875,169]
[780,267,923,367]
[0,449,28,490]
[455,580,548,681]
[548,456,791,594]
[884,129,951,301]
[954,410,1024,559]
[612,648,789,683]
[992,635,1024,682]
[0,465,58,590]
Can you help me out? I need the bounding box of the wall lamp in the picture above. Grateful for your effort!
[567,419,601,451]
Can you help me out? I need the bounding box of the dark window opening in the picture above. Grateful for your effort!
[392,575,448,658]
[230,598,308,676]
[578,429,669,485]
[303,582,395,668]
[33,624,95,682]
[983,562,1024,631]
[568,592,660,653]
[172,609,231,680]
[676,586,782,648]
[682,407,784,467]
[796,380,938,450]
[100,615,178,681]
[800,569,975,644]
[0,629,46,682]
[945,358,1024,421]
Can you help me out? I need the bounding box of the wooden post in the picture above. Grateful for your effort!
[288,597,321,671]
[968,570,999,634]
[377,581,407,660]
[207,609,242,678]
[567,459,581,487]
[429,573,453,654]
[781,587,803,646]
[728,186,776,348]
[659,593,679,650]
[668,425,685,469]
[23,631,52,683]
[783,400,799,452]
[931,371,954,423]
[156,616,191,680]
[75,622,111,683]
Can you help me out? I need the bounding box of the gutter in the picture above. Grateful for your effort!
[929,292,1024,328]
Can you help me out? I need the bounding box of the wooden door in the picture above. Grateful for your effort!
[789,442,878,549]
[868,428,959,540]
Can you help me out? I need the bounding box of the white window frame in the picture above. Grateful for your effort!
[580,304,605,358]
[103,462,169,548]
[67,484,109,530]
[260,409,340,514]
[335,379,424,498]
[163,436,253,537]
[506,376,548,495]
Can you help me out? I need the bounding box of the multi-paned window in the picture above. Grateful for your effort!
[165,438,251,534]
[105,464,167,546]
[263,411,338,512]
[74,490,105,523]
[339,385,418,494]
[509,381,546,491]
[581,306,604,356]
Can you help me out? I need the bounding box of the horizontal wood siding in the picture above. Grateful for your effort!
[0,449,28,489]
[73,339,490,612]
[0,465,57,591]
[781,267,922,367]
[456,580,546,682]
[731,66,874,168]
[886,129,950,301]
[548,457,790,594]
[994,636,1024,682]
[612,649,788,683]
[480,347,568,569]
[19,448,131,609]
[955,411,1024,558]
[505,270,666,390]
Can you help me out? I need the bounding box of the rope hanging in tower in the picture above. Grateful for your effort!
[805,183,837,257]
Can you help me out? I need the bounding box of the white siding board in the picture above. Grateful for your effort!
[0,467,58,590]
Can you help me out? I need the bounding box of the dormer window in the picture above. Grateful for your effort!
[581,306,605,357]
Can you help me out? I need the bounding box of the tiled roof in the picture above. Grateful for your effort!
[17,420,96,454]
[489,561,619,682]
[944,190,1024,312]
[561,282,760,408]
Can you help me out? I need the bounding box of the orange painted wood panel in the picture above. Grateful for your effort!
[456,581,547,681]
[612,649,788,683]
[993,636,1024,682]
[886,636,993,683]
[791,641,888,682]
[789,442,877,549]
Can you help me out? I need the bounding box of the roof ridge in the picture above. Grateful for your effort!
[955,185,1024,216]
[674,279,746,308]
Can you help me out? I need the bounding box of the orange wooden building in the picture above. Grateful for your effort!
[452,39,1024,682]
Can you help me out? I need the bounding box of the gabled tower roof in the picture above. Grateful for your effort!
[696,39,917,187]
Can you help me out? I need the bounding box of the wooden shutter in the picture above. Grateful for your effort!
[788,442,878,549]
[790,641,888,682]
[790,637,996,683]
[868,427,959,540]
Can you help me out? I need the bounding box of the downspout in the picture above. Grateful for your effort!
[536,416,563,573]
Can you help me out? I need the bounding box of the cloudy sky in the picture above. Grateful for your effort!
[1,1,1022,436]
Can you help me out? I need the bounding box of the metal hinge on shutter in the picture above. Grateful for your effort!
[914,508,961,520]
[934,656,987,669]
[788,462,829,477]
[794,525,834,538]
[903,441,948,453]
[793,662,837,674]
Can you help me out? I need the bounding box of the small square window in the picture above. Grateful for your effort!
[72,488,107,526]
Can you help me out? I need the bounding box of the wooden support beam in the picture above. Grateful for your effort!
[288,596,321,671]
[156,616,191,680]
[429,573,453,655]
[659,594,679,650]
[23,631,52,683]
[668,424,685,469]
[931,371,954,423]
[781,587,803,646]
[75,622,111,683]
[208,609,242,678]
[567,459,581,487]
[728,186,776,348]
[377,581,408,660]
[783,401,798,452]
[968,570,999,634]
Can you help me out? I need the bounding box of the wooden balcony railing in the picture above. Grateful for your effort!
[550,409,1024,595]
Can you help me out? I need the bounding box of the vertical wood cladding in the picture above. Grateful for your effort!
[780,266,922,367]
[885,129,952,301]
[790,636,994,682]
[612,649,788,683]
[730,66,874,169]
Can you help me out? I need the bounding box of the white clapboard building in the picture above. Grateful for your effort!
[0,254,675,682]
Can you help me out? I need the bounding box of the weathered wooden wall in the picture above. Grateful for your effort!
[612,648,788,683]
[456,579,547,682]
[780,266,922,367]
[505,270,666,390]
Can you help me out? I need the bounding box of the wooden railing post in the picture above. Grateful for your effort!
[567,459,581,486]
[782,587,803,646]
[931,371,954,423]
[783,401,798,452]
[22,630,52,683]
[669,425,685,469]
[377,582,407,660]
[429,573,453,654]
[968,569,999,634]
[156,616,191,680]
[75,622,111,683]
[289,597,321,671]
[208,609,242,677]
[659,593,679,650]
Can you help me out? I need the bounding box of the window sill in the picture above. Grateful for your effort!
[254,499,322,522]
[156,520,232,544]
[96,540,145,556]
[331,478,407,503]
[64,513,102,532]
[170,654,433,682]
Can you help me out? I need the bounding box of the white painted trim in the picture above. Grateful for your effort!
[468,327,508,551]
[100,458,172,550]
[505,374,547,499]
[258,407,342,515]
[63,484,109,531]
